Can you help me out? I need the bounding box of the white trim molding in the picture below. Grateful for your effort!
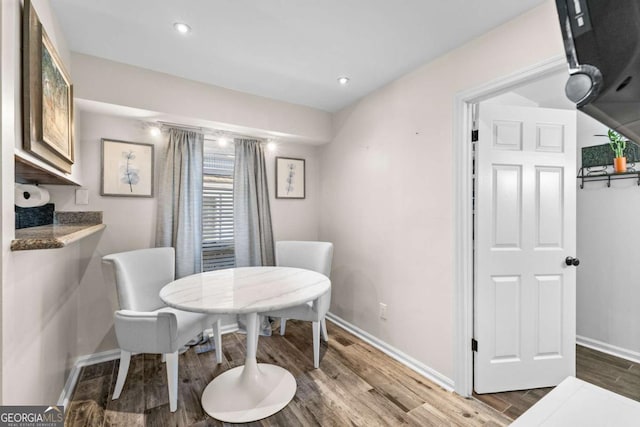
[326,312,454,391]
[58,323,240,408]
[577,336,640,365]
[452,55,567,397]
[57,349,121,408]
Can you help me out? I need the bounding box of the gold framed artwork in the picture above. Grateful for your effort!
[275,157,305,199]
[22,0,74,173]
[101,139,154,198]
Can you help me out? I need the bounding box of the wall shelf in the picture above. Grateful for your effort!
[579,141,640,189]
[15,154,80,186]
[577,167,640,189]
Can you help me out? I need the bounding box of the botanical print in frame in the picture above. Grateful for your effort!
[22,0,74,173]
[276,157,305,199]
[101,139,154,197]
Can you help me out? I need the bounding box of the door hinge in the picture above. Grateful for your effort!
[471,338,478,352]
[471,130,479,142]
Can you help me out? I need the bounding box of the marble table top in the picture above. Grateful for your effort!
[160,266,330,315]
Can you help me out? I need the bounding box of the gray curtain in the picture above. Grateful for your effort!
[234,138,275,335]
[233,138,275,267]
[156,128,204,278]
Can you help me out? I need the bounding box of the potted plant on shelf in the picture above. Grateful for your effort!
[608,129,628,173]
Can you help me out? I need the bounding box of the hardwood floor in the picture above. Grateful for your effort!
[474,344,640,420]
[66,320,510,426]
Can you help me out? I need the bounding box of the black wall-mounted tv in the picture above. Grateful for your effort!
[555,0,640,142]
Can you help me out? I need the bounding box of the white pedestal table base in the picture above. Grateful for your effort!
[201,312,296,423]
[201,362,296,423]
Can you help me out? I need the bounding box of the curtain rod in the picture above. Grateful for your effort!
[157,121,206,132]
[155,120,266,142]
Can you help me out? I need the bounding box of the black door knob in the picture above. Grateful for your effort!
[565,256,580,266]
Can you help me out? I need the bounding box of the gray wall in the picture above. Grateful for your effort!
[576,112,640,359]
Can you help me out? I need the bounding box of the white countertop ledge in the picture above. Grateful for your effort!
[11,223,106,251]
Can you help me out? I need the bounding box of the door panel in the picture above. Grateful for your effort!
[494,120,523,150]
[492,165,522,248]
[474,104,577,393]
[536,124,565,152]
[534,274,563,358]
[492,275,521,362]
[536,167,563,248]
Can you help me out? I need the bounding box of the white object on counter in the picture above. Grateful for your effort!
[15,184,50,208]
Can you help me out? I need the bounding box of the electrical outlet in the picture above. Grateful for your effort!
[379,303,387,320]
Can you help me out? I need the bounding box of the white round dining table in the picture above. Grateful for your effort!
[159,266,331,423]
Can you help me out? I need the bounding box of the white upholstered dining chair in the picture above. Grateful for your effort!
[262,241,333,368]
[102,247,223,412]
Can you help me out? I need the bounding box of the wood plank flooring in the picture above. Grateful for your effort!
[66,320,510,426]
[474,344,640,420]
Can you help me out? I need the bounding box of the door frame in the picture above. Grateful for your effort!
[453,55,569,397]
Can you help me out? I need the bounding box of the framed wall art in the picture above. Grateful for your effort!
[276,157,305,199]
[22,0,74,173]
[101,139,154,197]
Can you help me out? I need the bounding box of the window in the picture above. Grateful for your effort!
[202,143,234,271]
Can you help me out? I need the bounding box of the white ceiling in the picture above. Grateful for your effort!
[511,72,575,110]
[51,0,546,112]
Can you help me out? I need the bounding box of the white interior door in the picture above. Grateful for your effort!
[474,104,577,393]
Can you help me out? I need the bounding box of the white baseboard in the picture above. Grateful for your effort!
[577,335,640,365]
[57,349,121,408]
[57,323,240,408]
[325,312,454,391]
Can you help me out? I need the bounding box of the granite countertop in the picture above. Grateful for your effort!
[11,211,105,251]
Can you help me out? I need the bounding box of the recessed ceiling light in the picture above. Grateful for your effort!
[337,76,350,86]
[173,22,191,34]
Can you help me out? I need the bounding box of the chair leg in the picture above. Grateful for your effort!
[166,351,179,412]
[312,321,320,369]
[212,319,222,364]
[112,350,131,400]
[280,318,287,336]
[321,318,328,342]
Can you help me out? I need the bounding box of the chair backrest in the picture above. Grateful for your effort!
[275,241,333,277]
[103,247,175,312]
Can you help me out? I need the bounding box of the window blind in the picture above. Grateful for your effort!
[202,147,235,271]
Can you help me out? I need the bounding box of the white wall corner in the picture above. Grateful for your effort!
[57,349,121,408]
